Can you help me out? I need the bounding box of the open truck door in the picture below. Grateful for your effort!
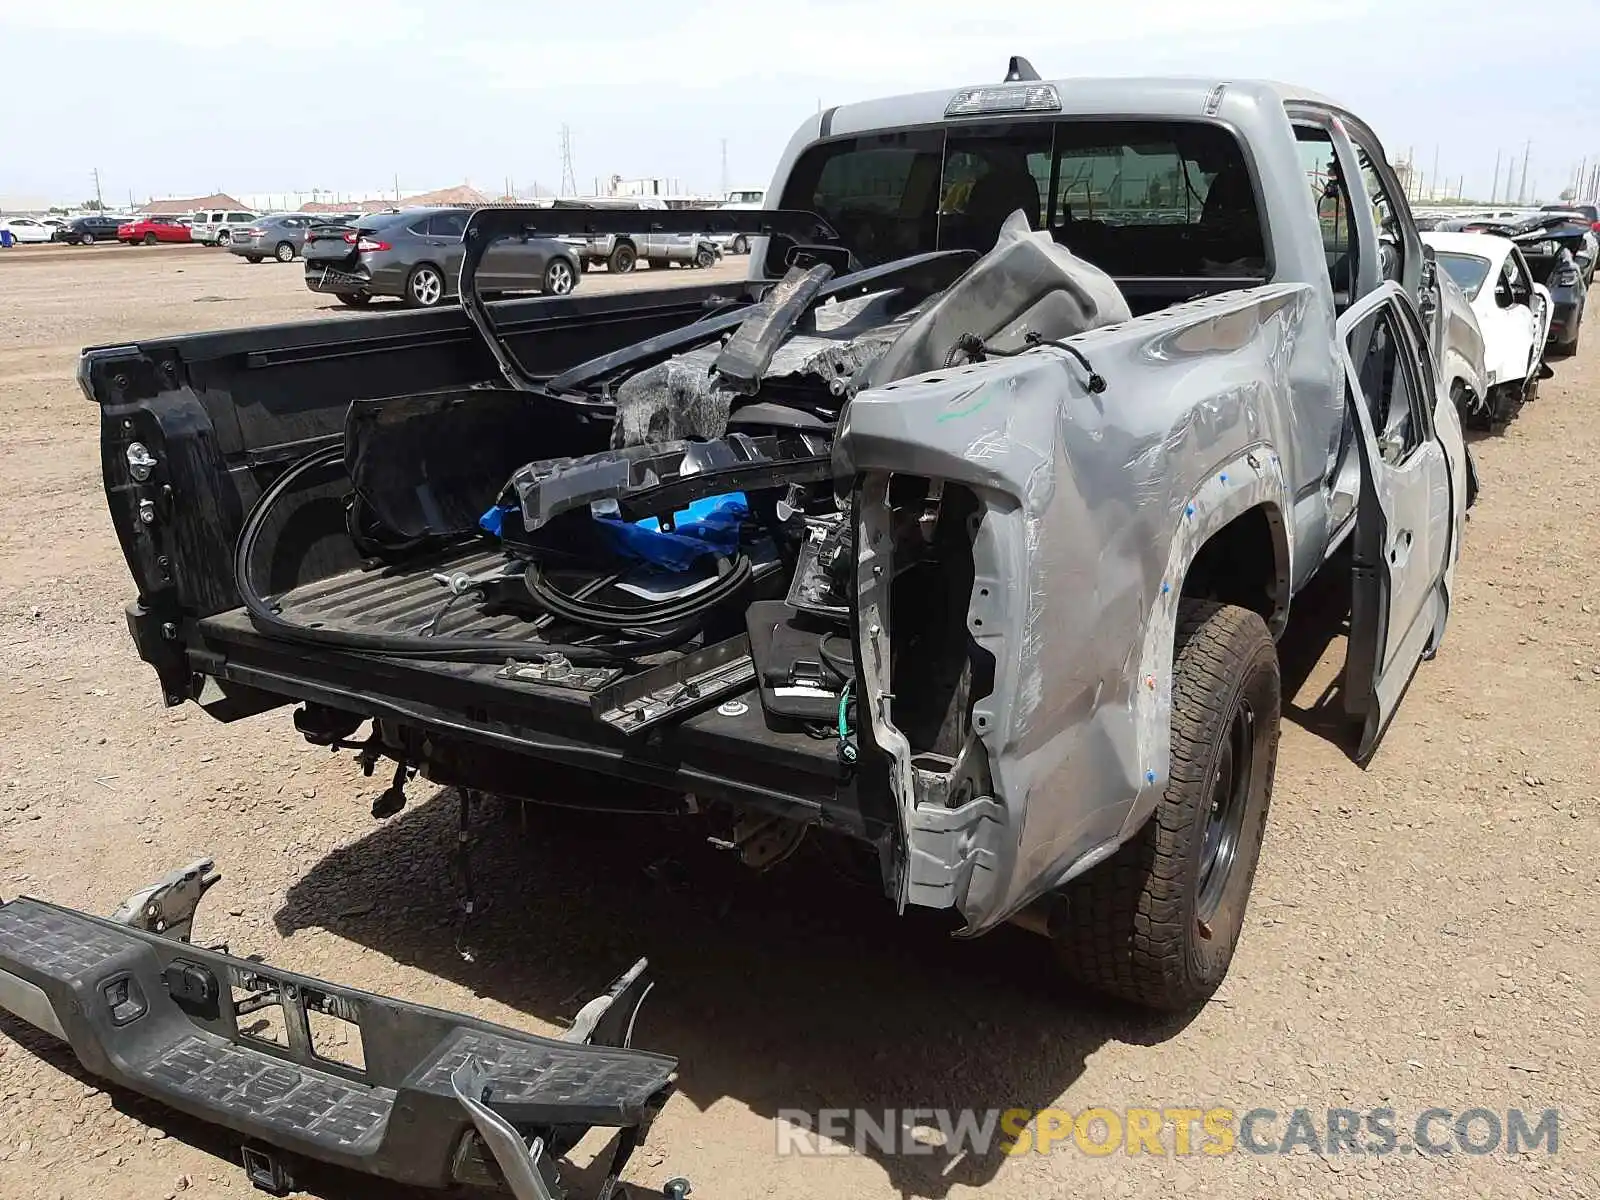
[1338,282,1457,761]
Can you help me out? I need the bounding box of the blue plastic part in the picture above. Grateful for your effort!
[595,492,750,573]
[479,503,513,537]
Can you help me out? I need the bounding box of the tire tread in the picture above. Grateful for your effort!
[1053,600,1279,1011]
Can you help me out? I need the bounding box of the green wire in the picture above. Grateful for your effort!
[837,679,857,764]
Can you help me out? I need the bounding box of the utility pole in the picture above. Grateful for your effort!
[559,125,577,197]
[720,138,728,198]
[1430,145,1439,201]
[1491,150,1501,203]
[90,167,105,211]
[1518,141,1531,205]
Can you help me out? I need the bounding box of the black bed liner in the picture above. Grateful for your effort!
[185,546,862,828]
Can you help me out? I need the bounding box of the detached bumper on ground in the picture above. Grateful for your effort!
[0,880,679,1198]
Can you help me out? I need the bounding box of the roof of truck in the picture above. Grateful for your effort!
[820,76,1347,140]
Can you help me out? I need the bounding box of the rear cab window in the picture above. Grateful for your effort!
[772,118,1268,282]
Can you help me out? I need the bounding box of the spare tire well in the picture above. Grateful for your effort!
[1180,505,1289,631]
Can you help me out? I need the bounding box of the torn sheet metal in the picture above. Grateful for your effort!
[609,287,912,448]
[860,212,1131,389]
[838,281,1314,931]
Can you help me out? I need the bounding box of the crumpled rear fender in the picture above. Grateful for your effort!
[837,283,1315,931]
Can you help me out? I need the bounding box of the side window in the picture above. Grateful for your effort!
[428,212,467,238]
[1348,305,1429,463]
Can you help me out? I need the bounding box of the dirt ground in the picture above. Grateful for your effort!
[0,243,1595,1200]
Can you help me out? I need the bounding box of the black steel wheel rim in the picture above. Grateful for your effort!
[1197,700,1253,921]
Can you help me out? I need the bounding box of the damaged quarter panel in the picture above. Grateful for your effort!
[838,282,1315,931]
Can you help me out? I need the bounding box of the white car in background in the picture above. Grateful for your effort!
[717,188,766,254]
[1423,230,1552,427]
[190,209,259,246]
[0,216,55,244]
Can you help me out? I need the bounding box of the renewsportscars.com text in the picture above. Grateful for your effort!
[775,1106,1559,1158]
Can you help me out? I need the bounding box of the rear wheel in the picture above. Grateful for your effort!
[731,234,750,255]
[80,232,96,246]
[404,263,446,308]
[544,257,577,296]
[607,241,637,274]
[336,292,372,308]
[142,232,157,246]
[216,230,232,246]
[1051,600,1279,1012]
[274,241,296,263]
[695,246,716,268]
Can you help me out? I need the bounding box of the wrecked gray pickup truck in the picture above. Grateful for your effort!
[2,67,1477,1199]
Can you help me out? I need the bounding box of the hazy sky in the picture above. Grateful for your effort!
[2,0,1597,208]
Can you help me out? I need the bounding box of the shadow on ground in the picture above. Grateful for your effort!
[275,794,1200,1197]
[1275,556,1360,753]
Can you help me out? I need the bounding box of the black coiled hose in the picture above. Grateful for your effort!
[522,555,753,632]
[234,445,697,664]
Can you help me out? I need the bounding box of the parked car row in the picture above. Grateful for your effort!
[1420,206,1593,427]
[302,206,585,307]
[543,197,724,274]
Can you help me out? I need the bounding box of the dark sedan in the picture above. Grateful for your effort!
[1541,250,1587,355]
[302,207,581,307]
[58,215,127,245]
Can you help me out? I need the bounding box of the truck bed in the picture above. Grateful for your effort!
[192,543,857,827]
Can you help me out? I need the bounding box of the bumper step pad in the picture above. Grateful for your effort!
[0,896,677,1194]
